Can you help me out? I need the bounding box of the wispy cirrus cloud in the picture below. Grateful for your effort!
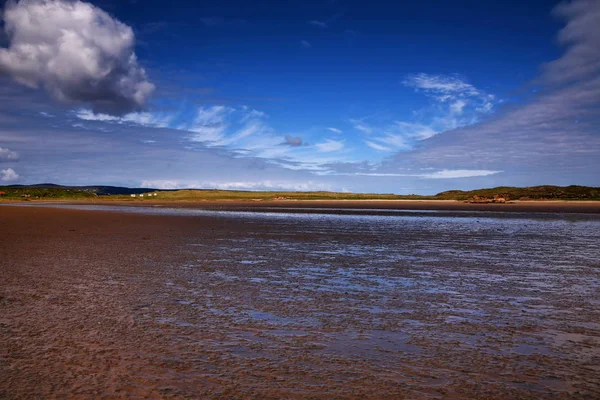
[73,104,349,173]
[349,119,373,135]
[75,109,173,128]
[320,168,502,179]
[402,73,496,113]
[185,106,235,142]
[308,20,328,28]
[315,138,345,152]
[354,74,498,153]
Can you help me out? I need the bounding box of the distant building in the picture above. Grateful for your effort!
[131,194,136,197]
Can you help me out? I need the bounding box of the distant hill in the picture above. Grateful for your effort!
[1,184,160,196]
[0,184,163,199]
[435,185,600,201]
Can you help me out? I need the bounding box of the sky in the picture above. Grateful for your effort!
[0,0,598,194]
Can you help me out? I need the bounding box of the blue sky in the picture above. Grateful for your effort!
[0,0,598,193]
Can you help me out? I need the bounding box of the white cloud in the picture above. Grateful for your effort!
[215,120,266,146]
[350,119,373,134]
[75,109,172,128]
[0,146,19,161]
[0,0,154,114]
[360,121,434,152]
[450,99,467,114]
[241,109,267,122]
[373,133,411,150]
[327,127,343,134]
[403,73,481,97]
[354,74,498,152]
[315,138,344,152]
[186,106,234,142]
[1,167,19,182]
[394,121,438,140]
[420,169,502,179]
[301,40,312,48]
[365,141,393,152]
[328,169,502,179]
[140,179,333,192]
[403,73,496,115]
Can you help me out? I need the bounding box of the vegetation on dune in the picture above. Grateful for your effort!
[110,189,429,201]
[1,184,599,202]
[0,186,97,200]
[434,185,600,201]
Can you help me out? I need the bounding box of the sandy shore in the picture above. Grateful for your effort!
[1,205,599,399]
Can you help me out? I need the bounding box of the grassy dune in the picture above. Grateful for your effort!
[108,190,429,202]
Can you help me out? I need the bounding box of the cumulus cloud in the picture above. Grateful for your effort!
[0,0,154,114]
[1,167,19,181]
[0,146,19,161]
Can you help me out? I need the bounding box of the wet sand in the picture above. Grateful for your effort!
[18,198,600,214]
[1,205,600,399]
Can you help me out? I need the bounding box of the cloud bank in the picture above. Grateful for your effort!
[0,0,154,114]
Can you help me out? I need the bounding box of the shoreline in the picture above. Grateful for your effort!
[3,198,600,213]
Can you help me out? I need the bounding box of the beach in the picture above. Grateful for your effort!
[1,203,600,399]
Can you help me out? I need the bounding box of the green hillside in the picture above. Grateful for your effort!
[435,185,600,201]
